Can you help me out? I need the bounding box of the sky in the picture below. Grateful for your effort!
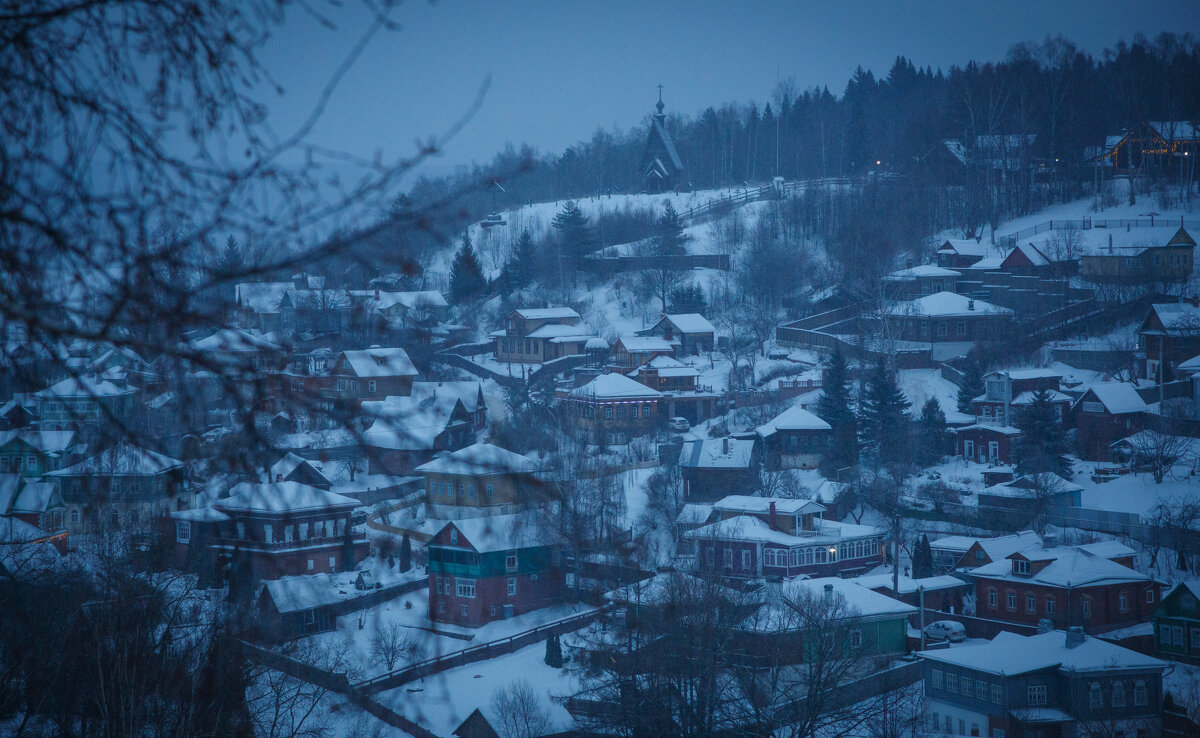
[257,0,1200,181]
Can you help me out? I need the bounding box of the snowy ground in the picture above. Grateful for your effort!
[898,368,973,424]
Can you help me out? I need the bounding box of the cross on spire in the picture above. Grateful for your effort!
[657,83,663,102]
[655,84,665,116]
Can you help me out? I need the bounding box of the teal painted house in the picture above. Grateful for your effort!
[1152,581,1200,664]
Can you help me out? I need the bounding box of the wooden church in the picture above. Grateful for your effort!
[641,87,686,192]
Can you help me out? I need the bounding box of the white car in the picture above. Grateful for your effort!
[669,417,690,432]
[923,620,966,643]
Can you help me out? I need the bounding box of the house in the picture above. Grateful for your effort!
[563,373,661,442]
[426,513,562,627]
[1081,227,1196,284]
[628,356,718,425]
[234,282,294,332]
[677,437,758,502]
[883,292,1014,356]
[642,313,716,356]
[919,628,1167,738]
[954,423,1021,465]
[277,287,352,334]
[188,328,282,371]
[1072,383,1149,461]
[851,573,971,614]
[361,393,476,474]
[968,369,1066,427]
[410,381,488,431]
[326,347,418,404]
[255,571,418,642]
[1151,581,1200,664]
[0,396,37,430]
[972,538,1156,633]
[172,481,366,584]
[977,473,1082,513]
[352,289,449,332]
[493,307,593,364]
[0,429,78,475]
[682,495,885,581]
[270,452,333,490]
[1099,120,1200,175]
[48,443,187,534]
[34,372,137,434]
[640,92,685,192]
[609,335,675,371]
[930,530,1042,573]
[0,476,65,536]
[752,402,831,470]
[885,265,961,298]
[936,238,1000,269]
[1137,299,1200,382]
[416,442,544,520]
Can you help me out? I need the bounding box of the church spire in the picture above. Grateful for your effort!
[655,84,665,116]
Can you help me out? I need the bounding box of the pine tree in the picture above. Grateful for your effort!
[1013,389,1072,477]
[668,284,707,314]
[918,397,951,465]
[815,344,858,477]
[511,229,537,286]
[544,633,564,667]
[911,534,933,579]
[449,231,486,301]
[551,200,594,260]
[654,200,688,256]
[859,354,911,466]
[957,353,984,414]
[399,532,412,573]
[217,234,243,275]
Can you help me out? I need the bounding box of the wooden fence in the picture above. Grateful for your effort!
[354,605,607,694]
[998,216,1200,248]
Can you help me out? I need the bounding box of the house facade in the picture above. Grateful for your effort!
[494,307,594,364]
[1137,300,1200,382]
[753,403,832,470]
[325,347,418,405]
[642,313,716,356]
[416,442,543,520]
[48,443,187,534]
[678,437,758,502]
[563,373,661,442]
[1072,384,1148,462]
[1080,227,1196,284]
[1151,581,1200,665]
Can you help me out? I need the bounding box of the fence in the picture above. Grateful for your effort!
[240,640,352,694]
[998,216,1200,247]
[354,605,606,694]
[579,253,731,274]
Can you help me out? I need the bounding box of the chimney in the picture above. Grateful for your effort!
[824,583,834,604]
[967,299,975,311]
[1043,532,1057,549]
[1065,626,1086,648]
[769,500,777,531]
[722,437,730,455]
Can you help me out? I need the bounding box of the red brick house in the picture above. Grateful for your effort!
[972,539,1158,634]
[1072,383,1149,461]
[327,347,418,404]
[682,495,885,581]
[426,513,563,627]
[171,481,367,585]
[954,423,1021,465]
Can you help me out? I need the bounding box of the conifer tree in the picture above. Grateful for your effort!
[511,229,537,286]
[859,354,911,466]
[1013,389,1072,477]
[449,231,486,301]
[815,344,858,476]
[957,353,984,414]
[218,234,243,275]
[911,534,933,579]
[917,397,951,465]
[399,532,412,573]
[544,633,564,667]
[654,200,688,256]
[551,200,594,260]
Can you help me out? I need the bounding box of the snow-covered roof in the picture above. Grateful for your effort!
[712,495,824,516]
[851,573,968,595]
[886,265,960,280]
[676,503,714,526]
[409,381,483,414]
[987,368,1063,382]
[217,482,359,514]
[270,452,331,486]
[568,373,661,400]
[937,238,993,258]
[605,570,741,606]
[897,292,1014,318]
[361,394,468,450]
[0,429,75,455]
[953,423,1021,435]
[782,577,918,618]
[918,629,1165,676]
[754,402,831,437]
[8,482,58,515]
[171,506,231,522]
[340,347,417,378]
[1011,389,1072,405]
[414,442,536,476]
[617,334,674,352]
[678,438,755,469]
[585,337,610,350]
[1176,353,1200,374]
[1148,302,1200,334]
[437,513,548,553]
[1009,242,1051,266]
[981,473,1081,498]
[1077,382,1148,415]
[525,323,594,341]
[972,546,1150,588]
[659,313,716,334]
[35,374,136,398]
[235,282,292,313]
[261,574,349,613]
[355,289,448,312]
[629,355,700,379]
[190,328,280,353]
[47,443,182,477]
[930,530,1041,559]
[683,515,804,546]
[513,307,579,321]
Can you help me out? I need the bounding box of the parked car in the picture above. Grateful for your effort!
[923,620,966,643]
[669,417,690,432]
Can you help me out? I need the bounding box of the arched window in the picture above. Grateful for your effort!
[1089,682,1102,708]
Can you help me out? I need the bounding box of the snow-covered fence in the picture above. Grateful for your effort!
[998,216,1200,248]
[240,640,352,693]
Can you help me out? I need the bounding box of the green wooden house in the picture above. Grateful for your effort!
[1152,581,1200,664]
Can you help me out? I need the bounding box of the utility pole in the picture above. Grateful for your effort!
[919,585,926,650]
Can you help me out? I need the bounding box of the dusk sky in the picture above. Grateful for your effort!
[259,0,1200,180]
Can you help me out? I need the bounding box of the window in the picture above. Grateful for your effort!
[724,549,733,568]
[1046,597,1055,614]
[507,577,516,596]
[1007,591,1017,610]
[1089,682,1103,708]
[1173,625,1185,646]
[461,605,468,617]
[963,439,974,458]
[176,521,191,543]
[436,577,443,595]
[977,680,988,700]
[237,522,246,539]
[1082,596,1091,617]
[284,525,294,543]
[937,322,947,337]
[988,589,998,607]
[931,669,943,689]
[486,484,494,498]
[1113,681,1126,708]
[307,559,314,571]
[1147,588,1155,604]
[1119,590,1129,612]
[1026,593,1036,613]
[506,552,518,571]
[263,523,273,543]
[456,579,476,598]
[489,606,496,616]
[1027,685,1047,706]
[438,601,445,614]
[1161,625,1174,646]
[303,609,316,625]
[991,684,1003,704]
[956,320,967,336]
[604,407,613,420]
[468,483,476,499]
[450,529,458,545]
[741,550,751,570]
[368,380,376,394]
[1134,680,1147,706]
[1013,559,1031,575]
[946,673,959,694]
[70,509,80,524]
[1192,628,1200,650]
[849,629,862,648]
[329,556,336,569]
[616,405,625,419]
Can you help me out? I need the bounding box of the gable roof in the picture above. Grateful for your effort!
[35,374,136,399]
[754,402,831,437]
[678,438,755,469]
[658,313,716,334]
[887,265,961,279]
[47,443,182,477]
[361,394,469,451]
[1146,302,1200,335]
[1076,382,1148,415]
[616,334,674,353]
[190,328,280,353]
[410,381,484,414]
[414,443,536,476]
[972,546,1150,588]
[435,513,548,553]
[512,307,579,321]
[982,473,1082,499]
[235,282,293,314]
[712,495,824,516]
[270,452,332,486]
[0,429,75,456]
[340,348,418,378]
[899,292,1014,318]
[919,629,1165,676]
[1165,227,1196,248]
[217,482,359,514]
[568,373,661,400]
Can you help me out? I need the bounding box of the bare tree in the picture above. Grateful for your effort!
[489,679,553,738]
[1126,428,1194,484]
[370,622,424,672]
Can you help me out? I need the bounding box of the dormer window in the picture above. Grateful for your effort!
[1013,559,1030,576]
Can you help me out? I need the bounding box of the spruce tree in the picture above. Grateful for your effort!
[399,532,412,573]
[911,534,933,579]
[815,344,858,477]
[511,229,538,286]
[957,353,984,414]
[544,633,564,667]
[551,200,594,260]
[217,234,244,275]
[654,200,688,256]
[1013,389,1072,477]
[918,397,951,465]
[449,231,486,301]
[859,354,912,466]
